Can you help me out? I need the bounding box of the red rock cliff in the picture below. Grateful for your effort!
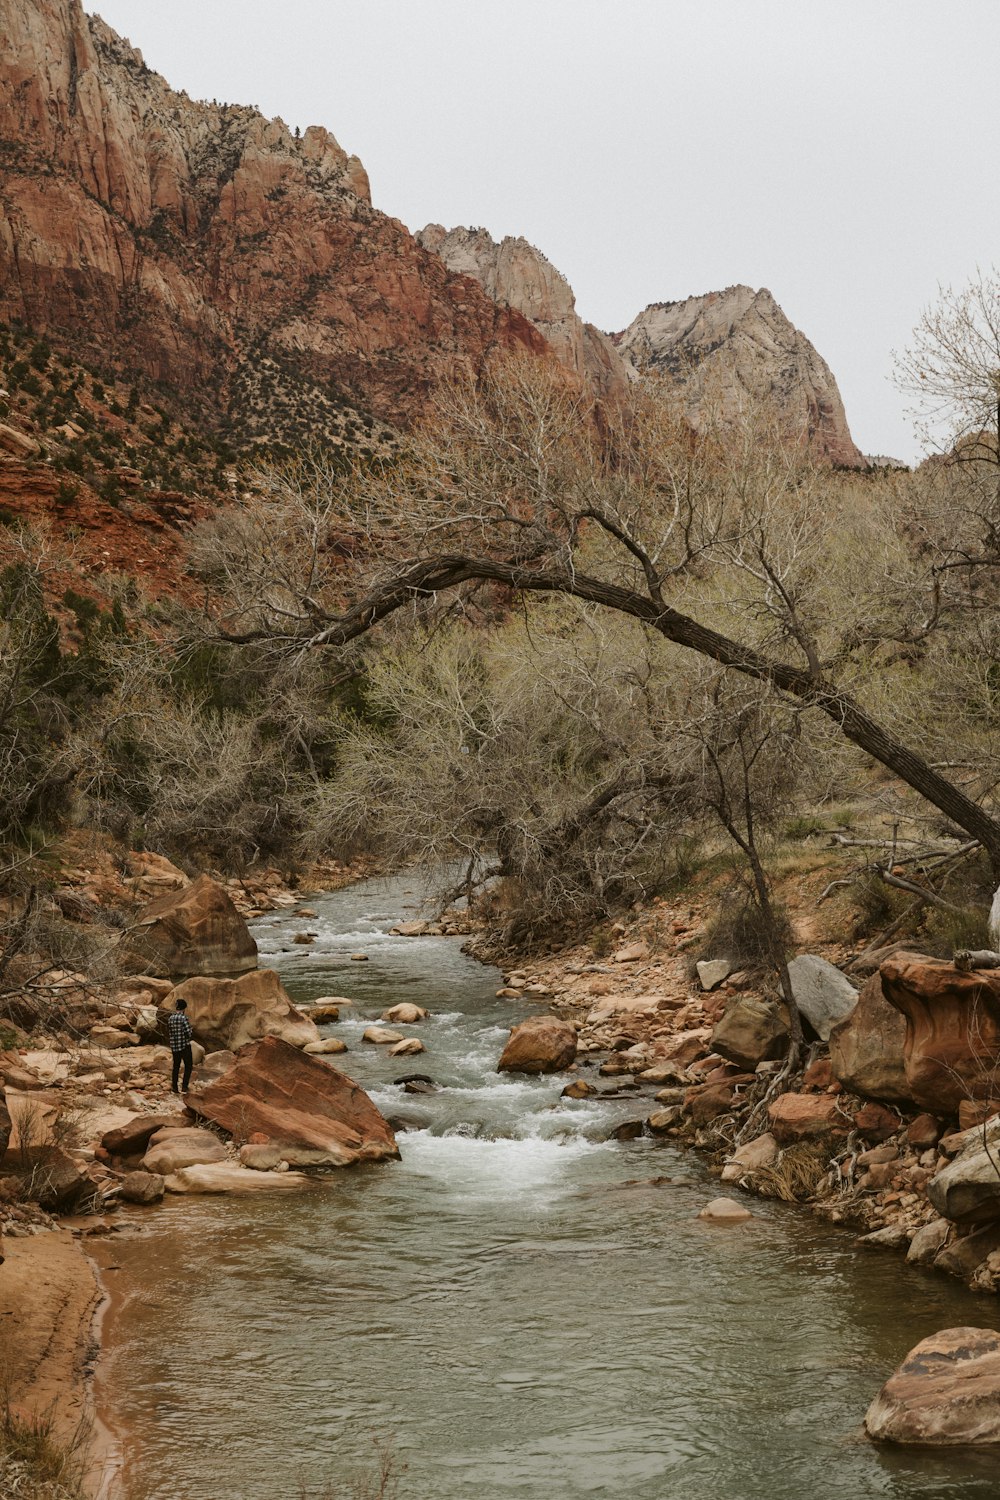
[0,0,548,435]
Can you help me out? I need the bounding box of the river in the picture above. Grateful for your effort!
[101,873,1000,1499]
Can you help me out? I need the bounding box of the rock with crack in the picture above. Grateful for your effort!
[828,973,911,1103]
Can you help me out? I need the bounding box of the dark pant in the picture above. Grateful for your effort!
[171,1044,193,1093]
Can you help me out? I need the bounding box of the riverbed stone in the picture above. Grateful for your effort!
[119,1171,165,1205]
[303,1038,348,1055]
[712,995,790,1071]
[927,1118,1000,1225]
[697,1196,752,1223]
[304,1004,341,1023]
[118,873,258,978]
[101,1112,186,1157]
[767,1091,850,1144]
[866,1329,1000,1444]
[186,1035,399,1168]
[497,1016,577,1075]
[721,1132,779,1183]
[363,1026,404,1045]
[165,1163,311,1194]
[562,1080,597,1099]
[167,968,319,1053]
[388,1038,425,1057]
[934,1224,1000,1281]
[786,955,859,1040]
[647,1106,683,1132]
[382,1004,428,1023]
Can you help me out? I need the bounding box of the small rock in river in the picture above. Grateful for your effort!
[697,1197,752,1223]
[382,1003,428,1023]
[388,1038,425,1057]
[561,1079,596,1099]
[363,1027,404,1045]
[293,932,316,944]
[350,953,369,962]
[303,1038,348,1055]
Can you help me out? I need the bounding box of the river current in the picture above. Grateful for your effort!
[102,873,1000,1499]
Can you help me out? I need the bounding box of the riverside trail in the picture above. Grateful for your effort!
[99,873,1000,1500]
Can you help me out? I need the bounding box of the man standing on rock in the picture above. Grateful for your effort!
[168,998,194,1094]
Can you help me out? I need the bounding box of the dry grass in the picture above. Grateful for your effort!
[743,1142,829,1202]
[0,1373,90,1500]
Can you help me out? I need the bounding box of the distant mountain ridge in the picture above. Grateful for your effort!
[1,0,862,476]
[0,0,547,447]
[417,227,862,467]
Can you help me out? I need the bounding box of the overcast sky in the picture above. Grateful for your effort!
[92,0,1000,462]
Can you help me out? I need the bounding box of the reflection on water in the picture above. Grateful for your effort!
[104,873,1000,1499]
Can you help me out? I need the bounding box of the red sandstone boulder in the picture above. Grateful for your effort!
[828,974,912,1103]
[167,969,319,1053]
[880,953,1000,1114]
[497,1017,577,1074]
[854,1102,902,1143]
[186,1036,399,1169]
[119,874,258,978]
[767,1092,850,1145]
[866,1328,1000,1444]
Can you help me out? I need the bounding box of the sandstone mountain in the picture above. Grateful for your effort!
[613,286,863,467]
[0,0,547,448]
[417,224,630,402]
[416,230,862,466]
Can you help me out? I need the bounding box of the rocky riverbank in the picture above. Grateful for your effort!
[465,889,1000,1300]
[5,847,1000,1493]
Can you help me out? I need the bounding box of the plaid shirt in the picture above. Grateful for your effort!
[167,1010,193,1053]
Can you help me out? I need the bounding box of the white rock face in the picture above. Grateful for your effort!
[786,954,859,1040]
[417,223,632,401]
[613,286,863,466]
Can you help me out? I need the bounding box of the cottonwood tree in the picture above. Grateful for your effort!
[895,267,1000,471]
[199,359,1000,875]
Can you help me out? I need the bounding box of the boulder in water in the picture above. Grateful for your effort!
[866,1328,1000,1444]
[697,1196,752,1223]
[382,1003,428,1023]
[497,1016,577,1074]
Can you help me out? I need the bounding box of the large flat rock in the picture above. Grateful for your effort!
[165,1163,311,1194]
[185,1035,399,1169]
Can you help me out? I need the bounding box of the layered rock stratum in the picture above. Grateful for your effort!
[0,0,547,444]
